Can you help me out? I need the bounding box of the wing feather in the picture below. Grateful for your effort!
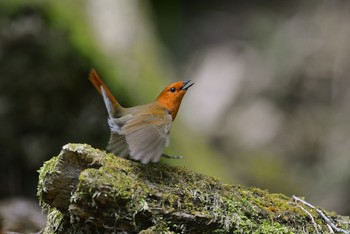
[105,105,172,164]
[106,133,129,157]
[122,111,172,164]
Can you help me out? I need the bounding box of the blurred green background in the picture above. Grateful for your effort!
[1,0,350,232]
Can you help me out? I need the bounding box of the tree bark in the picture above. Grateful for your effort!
[37,144,350,233]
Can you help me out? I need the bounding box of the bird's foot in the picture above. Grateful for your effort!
[161,153,182,159]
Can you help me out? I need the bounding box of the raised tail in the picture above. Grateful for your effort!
[89,69,123,116]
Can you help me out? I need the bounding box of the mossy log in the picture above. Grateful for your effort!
[37,144,349,233]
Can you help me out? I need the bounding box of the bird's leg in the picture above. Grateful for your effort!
[161,153,182,159]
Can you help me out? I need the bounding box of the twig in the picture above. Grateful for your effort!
[292,195,349,234]
[293,200,320,234]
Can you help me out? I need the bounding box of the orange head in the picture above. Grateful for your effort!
[155,80,194,120]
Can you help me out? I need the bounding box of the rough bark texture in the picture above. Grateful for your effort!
[37,144,349,233]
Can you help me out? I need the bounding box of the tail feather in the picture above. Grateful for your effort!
[89,69,129,157]
[89,69,122,114]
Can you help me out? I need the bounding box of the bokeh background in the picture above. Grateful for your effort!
[1,0,350,232]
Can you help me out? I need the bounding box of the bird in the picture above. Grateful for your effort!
[89,69,194,164]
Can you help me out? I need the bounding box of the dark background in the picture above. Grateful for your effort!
[1,0,350,232]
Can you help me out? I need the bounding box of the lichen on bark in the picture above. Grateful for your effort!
[37,143,349,233]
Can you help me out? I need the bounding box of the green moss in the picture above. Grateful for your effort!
[254,220,292,234]
[42,207,68,234]
[67,161,152,231]
[38,144,349,233]
[37,155,60,210]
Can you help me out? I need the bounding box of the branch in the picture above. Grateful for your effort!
[37,144,350,233]
[293,195,349,234]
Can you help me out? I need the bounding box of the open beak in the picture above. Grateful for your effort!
[180,80,194,90]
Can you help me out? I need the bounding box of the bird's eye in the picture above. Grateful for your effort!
[170,87,176,93]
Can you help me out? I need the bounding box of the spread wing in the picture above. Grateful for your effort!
[106,114,135,158]
[107,133,129,158]
[121,111,172,164]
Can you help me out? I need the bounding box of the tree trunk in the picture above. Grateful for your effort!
[37,144,349,233]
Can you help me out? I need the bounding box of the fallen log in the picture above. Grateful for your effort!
[37,143,350,233]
